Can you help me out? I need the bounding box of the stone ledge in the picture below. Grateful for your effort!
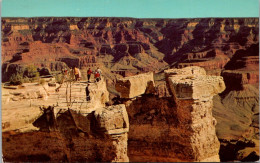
[115,72,155,98]
[168,74,225,100]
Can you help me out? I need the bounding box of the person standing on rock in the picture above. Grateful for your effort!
[74,66,81,81]
[96,67,102,80]
[94,70,101,82]
[85,84,90,101]
[87,68,92,82]
[96,67,102,75]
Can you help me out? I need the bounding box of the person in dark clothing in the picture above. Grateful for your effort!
[85,84,90,101]
[87,68,92,82]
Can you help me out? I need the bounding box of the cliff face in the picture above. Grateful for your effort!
[1,17,259,161]
[1,17,259,81]
[116,67,225,162]
[2,80,129,162]
[2,65,259,162]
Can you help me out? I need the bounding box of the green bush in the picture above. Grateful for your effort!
[23,76,30,83]
[55,74,64,84]
[39,78,46,85]
[9,73,24,85]
[24,65,39,78]
[23,65,40,82]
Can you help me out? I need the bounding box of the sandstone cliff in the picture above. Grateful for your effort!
[2,80,129,162]
[116,66,225,162]
[1,17,258,81]
[115,72,154,98]
[1,16,259,162]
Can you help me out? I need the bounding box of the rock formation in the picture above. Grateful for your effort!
[116,66,225,162]
[166,67,225,161]
[115,72,154,98]
[2,80,129,162]
[2,66,227,162]
[1,17,258,81]
[1,16,259,161]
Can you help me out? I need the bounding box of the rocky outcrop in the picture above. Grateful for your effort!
[116,66,225,162]
[94,104,129,162]
[115,72,155,98]
[164,66,206,78]
[2,16,259,162]
[167,67,225,161]
[168,72,225,100]
[2,80,129,162]
[221,70,259,91]
[3,104,129,162]
[2,17,258,81]
[94,104,129,135]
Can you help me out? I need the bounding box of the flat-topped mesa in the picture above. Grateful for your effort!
[166,66,226,162]
[115,72,155,99]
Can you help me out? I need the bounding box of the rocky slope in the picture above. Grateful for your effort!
[1,17,258,81]
[115,67,225,162]
[2,66,225,162]
[1,17,259,161]
[2,79,129,162]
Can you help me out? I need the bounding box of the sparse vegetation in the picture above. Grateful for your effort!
[8,65,41,85]
[9,73,24,85]
[23,76,30,83]
[24,65,40,79]
[55,73,64,84]
[39,79,46,85]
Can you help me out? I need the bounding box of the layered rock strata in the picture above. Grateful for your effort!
[116,66,225,162]
[115,72,154,98]
[2,80,129,162]
[167,68,225,161]
[2,18,258,81]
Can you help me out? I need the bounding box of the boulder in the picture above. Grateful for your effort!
[168,74,225,100]
[115,72,155,98]
[38,67,51,76]
[88,79,110,109]
[94,104,129,135]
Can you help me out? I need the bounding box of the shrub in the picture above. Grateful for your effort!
[24,65,40,82]
[23,76,30,83]
[55,74,64,84]
[9,73,24,85]
[24,65,39,78]
[39,78,46,85]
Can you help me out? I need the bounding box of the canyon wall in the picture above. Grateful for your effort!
[1,16,259,161]
[116,67,225,162]
[3,66,225,162]
[1,17,258,81]
[2,80,129,162]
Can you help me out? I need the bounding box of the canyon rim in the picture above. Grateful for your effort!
[1,1,259,162]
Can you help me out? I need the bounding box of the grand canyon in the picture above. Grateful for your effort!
[1,17,259,162]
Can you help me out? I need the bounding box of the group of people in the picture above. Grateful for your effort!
[87,67,102,83]
[61,66,102,83]
[85,67,102,102]
[60,66,102,102]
